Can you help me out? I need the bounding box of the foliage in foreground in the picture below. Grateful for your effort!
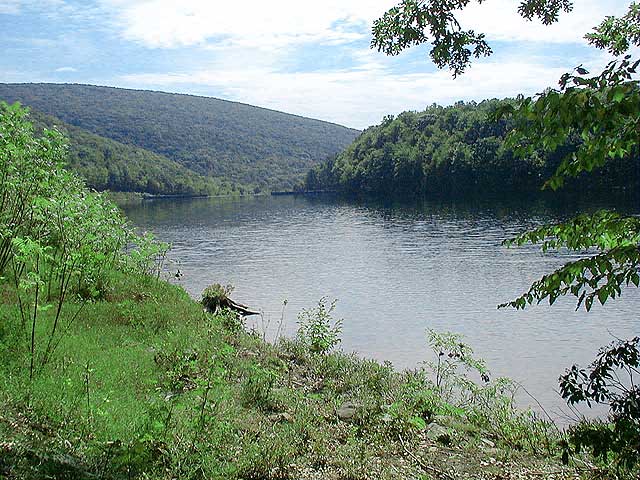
[497,9,640,473]
[560,337,640,473]
[0,100,169,380]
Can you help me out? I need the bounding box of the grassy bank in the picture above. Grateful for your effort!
[0,268,605,480]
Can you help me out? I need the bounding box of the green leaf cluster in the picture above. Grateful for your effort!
[0,101,173,377]
[372,0,572,77]
[559,337,640,472]
[495,56,640,191]
[500,211,640,311]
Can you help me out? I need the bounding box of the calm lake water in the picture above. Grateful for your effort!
[124,194,639,421]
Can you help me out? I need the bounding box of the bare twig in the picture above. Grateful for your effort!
[515,381,559,432]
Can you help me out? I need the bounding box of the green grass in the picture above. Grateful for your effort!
[0,269,607,479]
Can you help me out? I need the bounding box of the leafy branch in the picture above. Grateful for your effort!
[372,0,573,77]
[500,211,640,310]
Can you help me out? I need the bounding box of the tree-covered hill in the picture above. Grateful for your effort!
[304,99,639,197]
[0,83,360,191]
[26,109,235,196]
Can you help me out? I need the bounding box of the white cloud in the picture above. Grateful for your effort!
[8,0,631,129]
[459,0,631,44]
[55,66,77,72]
[98,0,633,132]
[101,0,632,50]
[102,0,395,49]
[0,0,21,14]
[111,0,626,130]
[118,57,576,129]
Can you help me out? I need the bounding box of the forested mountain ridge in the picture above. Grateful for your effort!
[0,83,360,191]
[27,109,236,196]
[304,99,640,197]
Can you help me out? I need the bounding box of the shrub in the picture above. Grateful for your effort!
[296,298,342,355]
[235,425,298,479]
[419,330,557,453]
[240,365,277,411]
[560,336,639,474]
[201,283,234,313]
[0,102,135,378]
[123,231,170,279]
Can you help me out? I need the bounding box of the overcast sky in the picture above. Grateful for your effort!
[0,0,632,129]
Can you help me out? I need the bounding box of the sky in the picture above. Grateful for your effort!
[0,0,633,129]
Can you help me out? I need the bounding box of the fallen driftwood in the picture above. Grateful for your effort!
[201,283,260,316]
[224,297,260,316]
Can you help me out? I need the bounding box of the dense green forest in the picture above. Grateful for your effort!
[0,83,360,191]
[28,109,235,196]
[304,99,639,197]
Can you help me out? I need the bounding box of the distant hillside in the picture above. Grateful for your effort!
[27,109,235,196]
[0,83,360,191]
[304,99,640,197]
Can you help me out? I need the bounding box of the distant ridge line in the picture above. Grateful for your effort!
[0,82,360,192]
[1,82,361,132]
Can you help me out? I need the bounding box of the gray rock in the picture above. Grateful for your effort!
[267,412,293,423]
[425,423,452,444]
[337,402,362,421]
[483,447,501,457]
[432,415,454,425]
[480,438,496,448]
[381,413,393,423]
